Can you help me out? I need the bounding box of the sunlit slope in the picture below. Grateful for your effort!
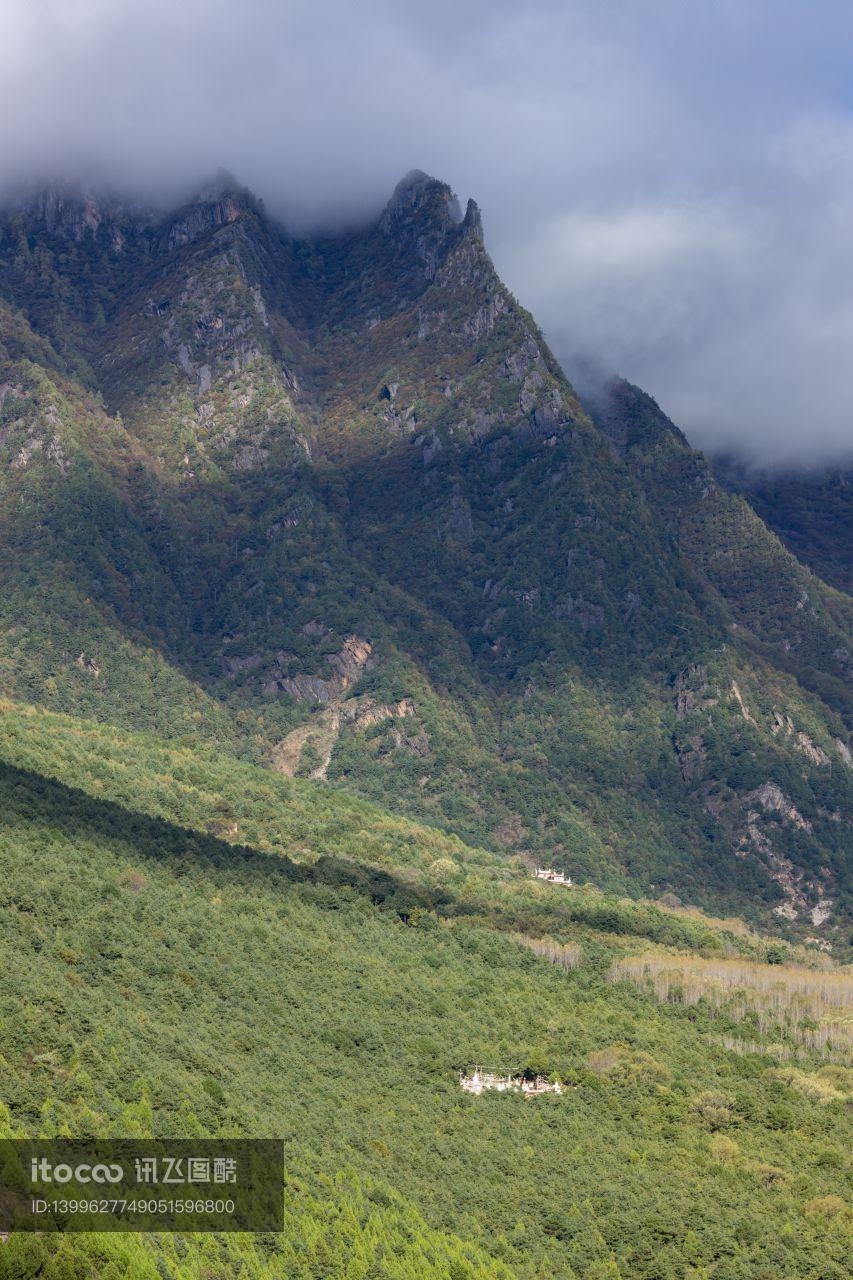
[0,695,810,957]
[0,741,851,1279]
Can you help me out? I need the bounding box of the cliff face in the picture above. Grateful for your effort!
[0,172,850,946]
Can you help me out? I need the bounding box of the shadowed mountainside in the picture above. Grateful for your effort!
[0,170,850,948]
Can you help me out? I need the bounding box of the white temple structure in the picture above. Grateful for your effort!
[534,867,572,885]
[460,1068,563,1097]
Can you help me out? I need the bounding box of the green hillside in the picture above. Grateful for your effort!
[0,704,850,1279]
[0,697,772,956]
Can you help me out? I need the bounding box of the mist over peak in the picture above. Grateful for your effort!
[4,0,853,465]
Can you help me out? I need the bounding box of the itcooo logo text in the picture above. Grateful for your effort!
[30,1158,123,1185]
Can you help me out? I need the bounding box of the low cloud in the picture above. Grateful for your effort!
[2,0,853,464]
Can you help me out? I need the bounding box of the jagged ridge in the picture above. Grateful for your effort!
[0,170,850,947]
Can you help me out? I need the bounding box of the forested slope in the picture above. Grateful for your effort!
[0,701,850,1279]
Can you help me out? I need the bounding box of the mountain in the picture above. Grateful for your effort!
[714,457,853,596]
[0,171,851,1280]
[0,171,850,952]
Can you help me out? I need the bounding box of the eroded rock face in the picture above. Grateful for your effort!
[166,195,244,250]
[224,653,263,677]
[770,711,831,765]
[327,636,373,689]
[676,733,707,783]
[264,635,374,703]
[811,898,834,926]
[555,595,604,631]
[729,780,837,923]
[746,782,812,833]
[379,171,464,281]
[794,732,830,767]
[739,812,811,921]
[729,681,755,724]
[771,710,795,736]
[674,664,712,720]
[271,694,419,779]
[278,673,333,702]
[7,181,155,245]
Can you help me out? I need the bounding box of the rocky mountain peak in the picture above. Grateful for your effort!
[380,170,463,230]
[1,178,155,246]
[161,173,260,251]
[461,197,484,242]
[377,171,469,283]
[189,168,245,203]
[581,376,690,455]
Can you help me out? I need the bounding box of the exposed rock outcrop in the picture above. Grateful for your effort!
[271,695,417,780]
[746,782,812,833]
